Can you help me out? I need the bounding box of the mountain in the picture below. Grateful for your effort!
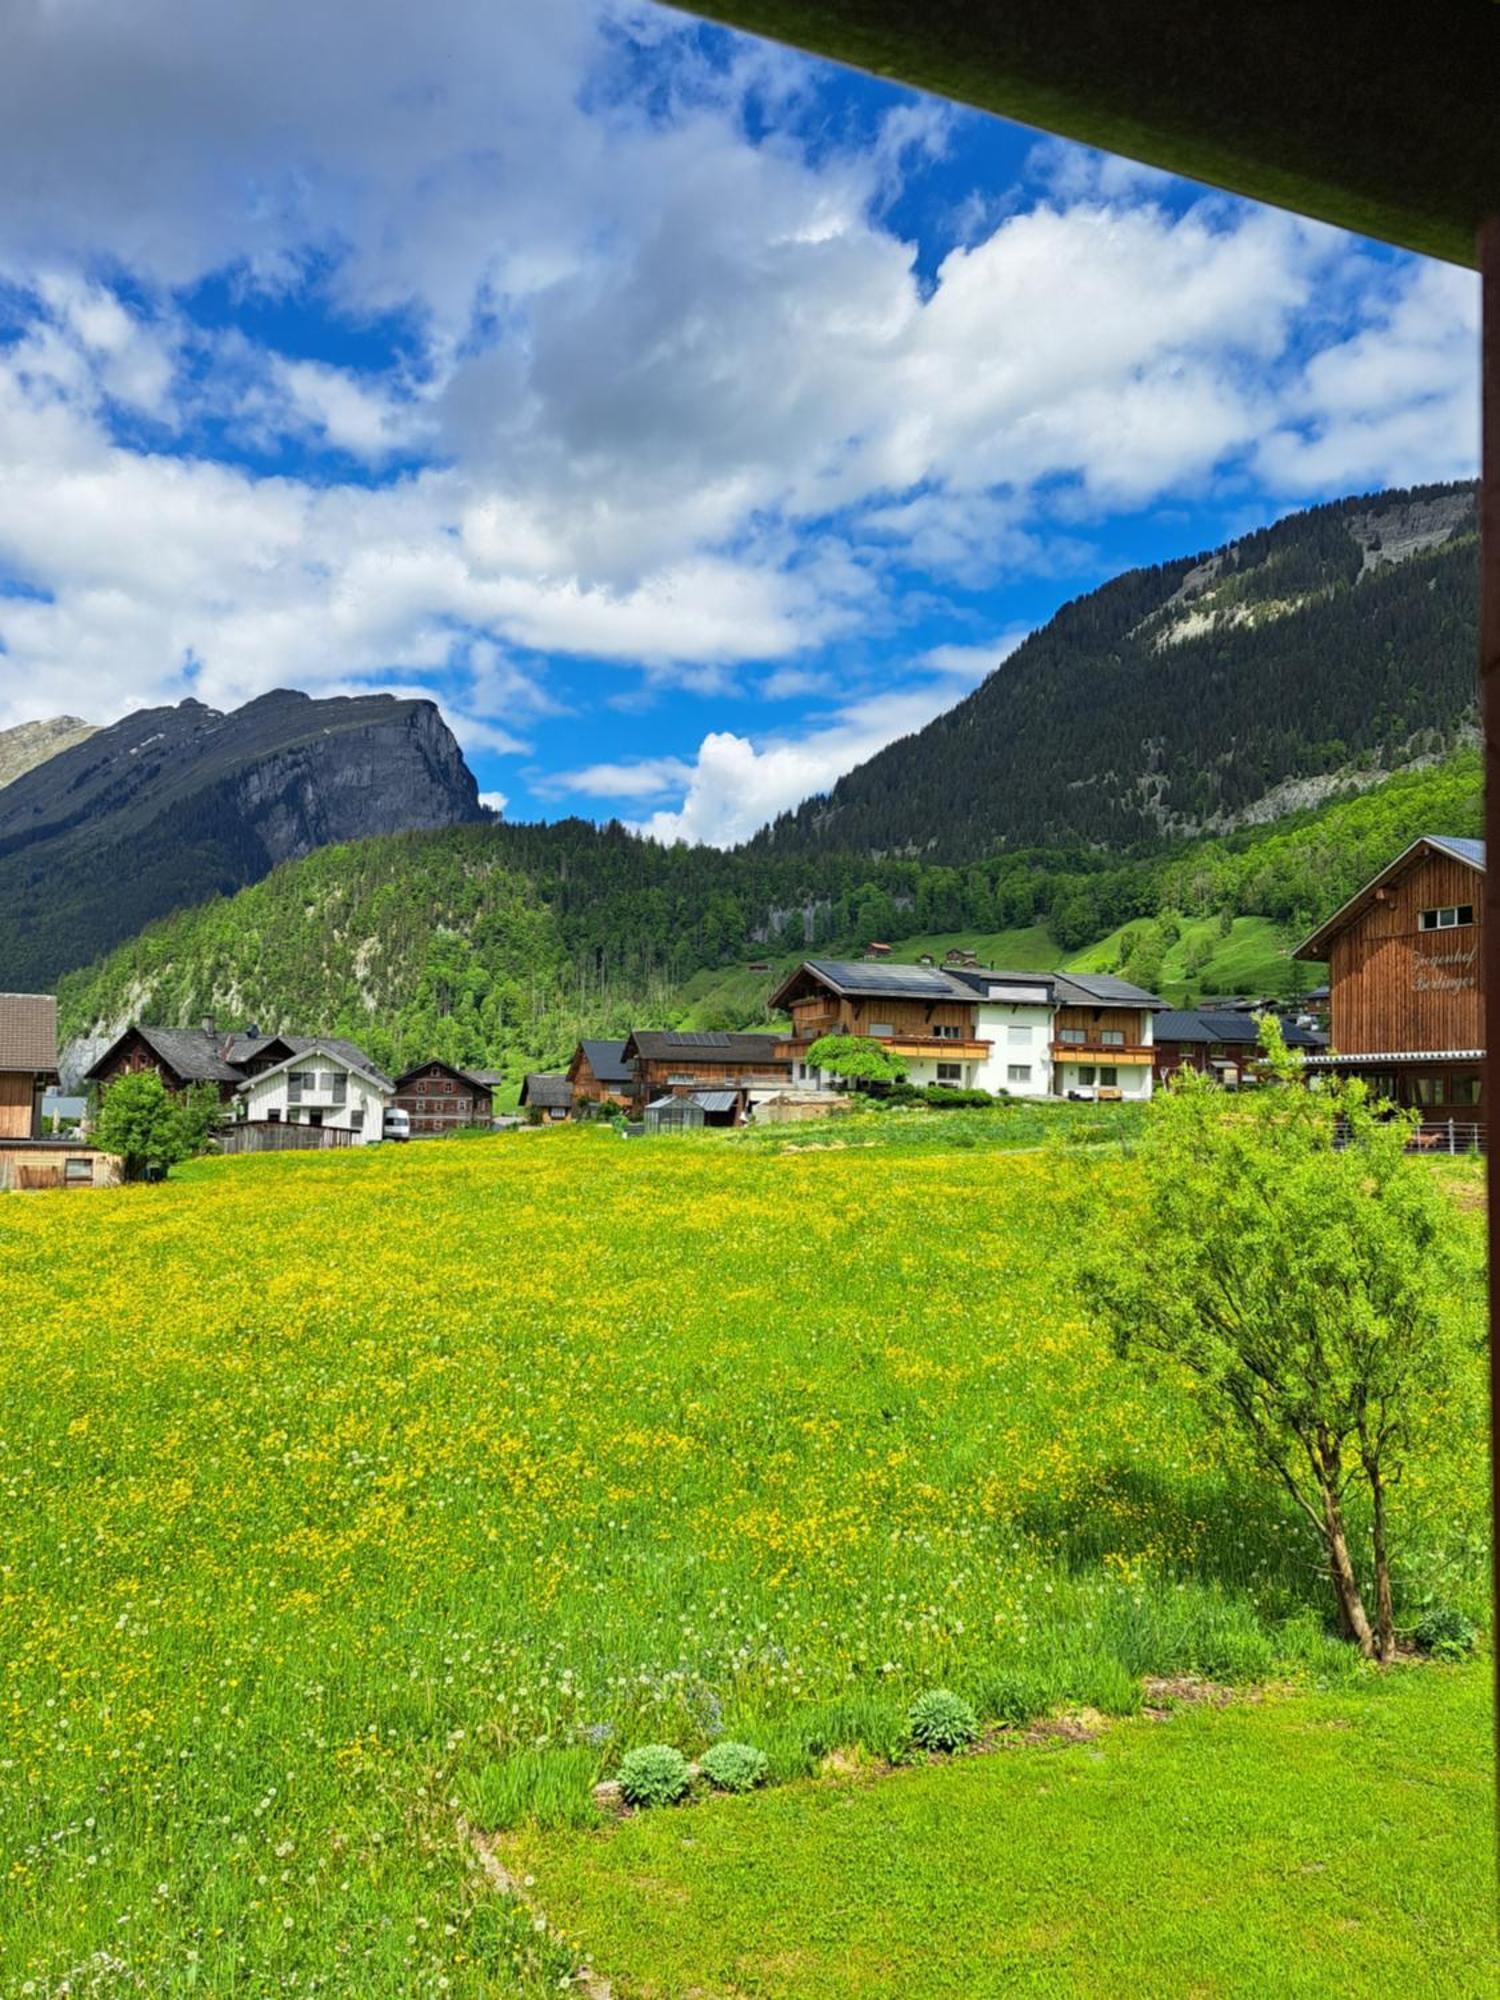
[755,482,1479,862]
[0,689,486,989]
[0,715,97,789]
[57,748,1482,1087]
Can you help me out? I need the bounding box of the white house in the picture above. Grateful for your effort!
[235,1042,393,1143]
[967,977,1057,1098]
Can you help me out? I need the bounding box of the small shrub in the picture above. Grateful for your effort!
[974,1670,1048,1729]
[907,1688,978,1753]
[617,1744,691,1808]
[1413,1605,1478,1661]
[700,1740,769,1793]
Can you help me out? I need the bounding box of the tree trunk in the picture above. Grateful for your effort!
[1366,1459,1397,1664]
[1321,1487,1376,1659]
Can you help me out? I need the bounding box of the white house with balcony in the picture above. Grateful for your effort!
[768,959,1161,1100]
[234,1042,393,1143]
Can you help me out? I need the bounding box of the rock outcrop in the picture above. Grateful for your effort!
[0,689,486,986]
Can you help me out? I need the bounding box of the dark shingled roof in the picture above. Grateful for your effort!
[85,1024,390,1088]
[521,1072,572,1110]
[393,1059,497,1093]
[1155,1009,1325,1050]
[0,992,59,1074]
[623,1030,786,1064]
[577,1038,633,1084]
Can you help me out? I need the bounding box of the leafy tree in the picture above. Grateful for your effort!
[93,1072,200,1181]
[806,1033,908,1085]
[1077,1021,1464,1662]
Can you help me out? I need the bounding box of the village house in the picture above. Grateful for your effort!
[234,1041,393,1143]
[520,1072,573,1120]
[85,1019,385,1104]
[1151,1008,1325,1088]
[769,959,1162,1100]
[0,993,119,1189]
[567,1038,634,1109]
[393,1061,495,1137]
[1292,834,1486,1134]
[620,1029,792,1124]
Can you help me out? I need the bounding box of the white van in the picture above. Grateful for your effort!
[382,1106,411,1143]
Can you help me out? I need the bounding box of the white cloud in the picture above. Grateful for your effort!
[478,790,507,814]
[0,0,1481,793]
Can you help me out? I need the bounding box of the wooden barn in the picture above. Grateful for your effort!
[1294,836,1486,1135]
[0,993,118,1188]
[620,1030,791,1124]
[567,1038,634,1109]
[393,1061,495,1138]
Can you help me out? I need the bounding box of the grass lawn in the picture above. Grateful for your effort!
[514,1665,1495,1999]
[0,1123,1488,1994]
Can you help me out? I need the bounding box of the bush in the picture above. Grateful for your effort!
[907,1688,978,1753]
[1413,1605,1478,1660]
[700,1740,769,1793]
[922,1085,1000,1110]
[617,1743,692,1808]
[974,1670,1048,1729]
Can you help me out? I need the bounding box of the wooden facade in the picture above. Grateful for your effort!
[393,1061,494,1138]
[1050,1005,1154,1066]
[1294,839,1487,1131]
[779,990,988,1059]
[0,1069,41,1140]
[567,1040,634,1108]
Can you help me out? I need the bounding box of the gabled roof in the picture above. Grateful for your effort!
[520,1072,572,1109]
[393,1059,496,1093]
[574,1037,633,1084]
[0,992,59,1074]
[1294,836,1486,961]
[86,1025,245,1085]
[622,1029,785,1064]
[1051,972,1166,1010]
[238,1040,394,1096]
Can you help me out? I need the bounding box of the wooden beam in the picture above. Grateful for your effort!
[676,0,1500,267]
[1481,216,1500,1770]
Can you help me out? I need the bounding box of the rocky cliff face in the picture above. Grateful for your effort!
[0,690,487,987]
[0,715,97,790]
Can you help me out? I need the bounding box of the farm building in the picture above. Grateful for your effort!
[620,1029,792,1124]
[1294,835,1487,1136]
[1152,1010,1325,1087]
[0,993,118,1188]
[520,1073,573,1120]
[567,1038,634,1109]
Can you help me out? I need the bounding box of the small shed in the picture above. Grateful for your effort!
[644,1094,705,1134]
[520,1073,573,1121]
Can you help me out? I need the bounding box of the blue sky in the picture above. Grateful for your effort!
[0,0,1479,843]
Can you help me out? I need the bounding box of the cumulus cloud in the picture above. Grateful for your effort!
[0,0,1481,831]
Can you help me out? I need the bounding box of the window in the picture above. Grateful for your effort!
[936,1063,963,1084]
[64,1157,92,1185]
[331,1072,347,1105]
[1099,1067,1119,1088]
[267,1108,281,1123]
[1007,1025,1032,1047]
[1450,1075,1483,1106]
[1077,1065,1096,1085]
[869,1021,895,1038]
[934,1023,963,1040]
[1059,1027,1087,1044]
[1419,904,1474,930]
[1007,1064,1032,1084]
[1100,1029,1125,1047]
[351,1105,365,1129]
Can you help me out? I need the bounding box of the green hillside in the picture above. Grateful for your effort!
[59,748,1480,1069]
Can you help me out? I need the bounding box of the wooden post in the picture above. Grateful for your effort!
[1481,219,1500,1751]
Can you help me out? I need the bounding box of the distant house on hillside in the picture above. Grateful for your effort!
[862,941,892,959]
[944,947,980,968]
[619,1030,792,1124]
[1292,834,1486,1133]
[520,1073,572,1120]
[85,1019,385,1106]
[393,1061,495,1137]
[1152,1009,1325,1088]
[0,993,118,1188]
[235,1042,393,1144]
[567,1038,634,1110]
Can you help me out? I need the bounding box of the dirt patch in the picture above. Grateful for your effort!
[1141,1676,1236,1720]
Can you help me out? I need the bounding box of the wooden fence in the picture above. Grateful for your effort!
[217,1122,355,1155]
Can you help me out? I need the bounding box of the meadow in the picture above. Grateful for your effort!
[0,1120,1490,1995]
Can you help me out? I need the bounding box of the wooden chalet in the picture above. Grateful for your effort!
[393,1061,495,1138]
[619,1030,791,1124]
[85,1019,384,1105]
[567,1038,634,1109]
[0,993,117,1188]
[1293,836,1486,1132]
[1152,1009,1325,1088]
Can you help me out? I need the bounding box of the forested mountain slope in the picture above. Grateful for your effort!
[59,750,1481,1081]
[755,483,1479,862]
[0,689,485,988]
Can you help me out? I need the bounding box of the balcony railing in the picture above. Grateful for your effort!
[1051,1043,1153,1065]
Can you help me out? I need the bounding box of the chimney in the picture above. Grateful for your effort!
[244,1022,260,1039]
[201,1014,216,1040]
